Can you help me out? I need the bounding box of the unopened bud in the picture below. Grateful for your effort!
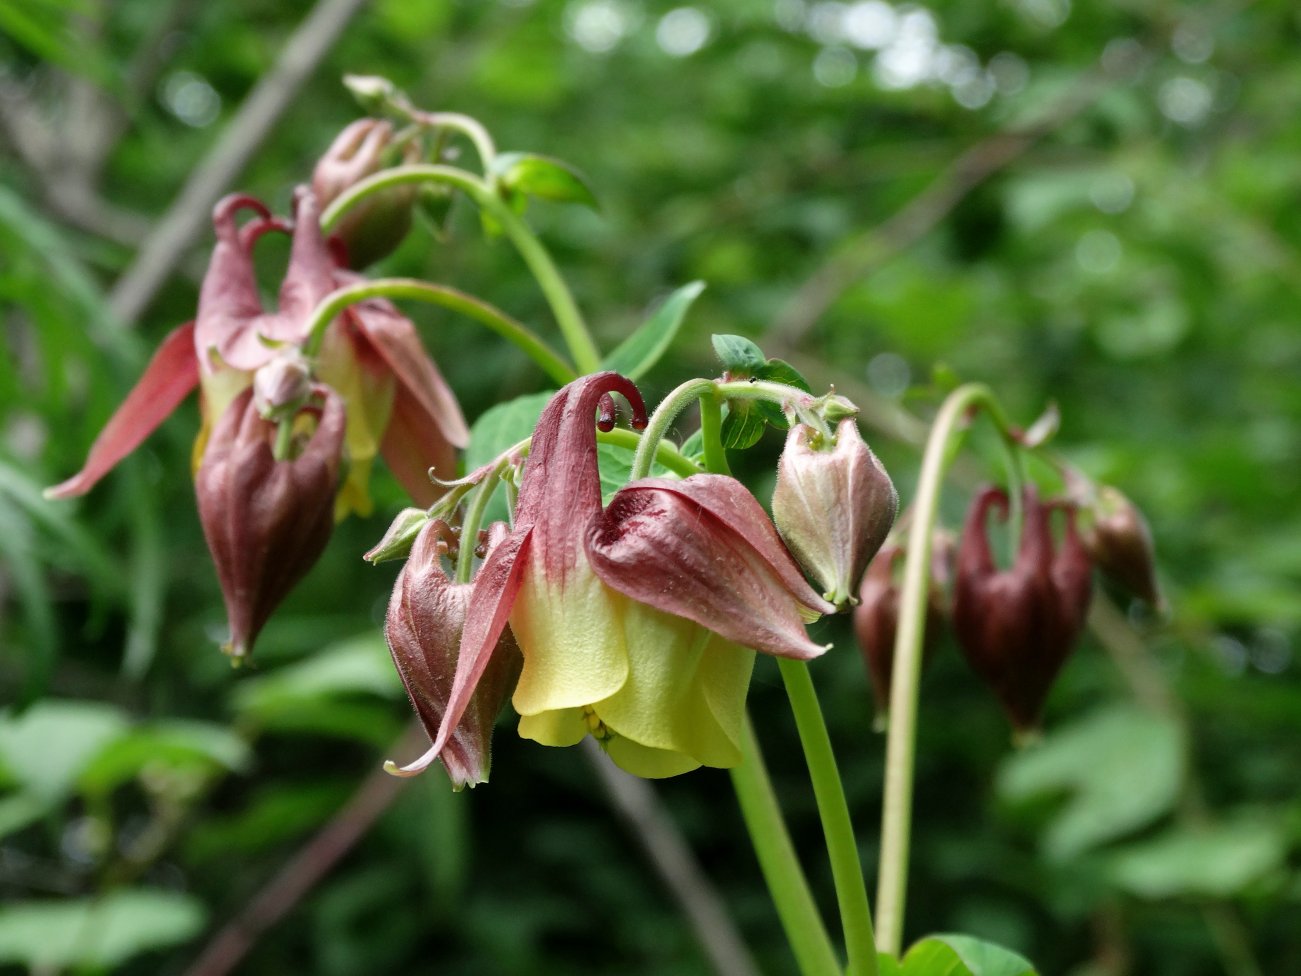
[365,507,432,564]
[253,353,313,420]
[312,119,418,268]
[1085,486,1161,609]
[772,419,898,609]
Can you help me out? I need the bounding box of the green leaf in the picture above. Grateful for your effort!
[0,889,206,969]
[997,704,1184,860]
[0,700,130,802]
[1107,814,1289,898]
[78,720,253,795]
[678,428,705,463]
[902,934,1038,976]
[711,334,767,375]
[602,281,705,380]
[465,391,553,472]
[232,632,402,721]
[719,402,767,450]
[490,152,599,210]
[596,441,671,504]
[753,357,812,428]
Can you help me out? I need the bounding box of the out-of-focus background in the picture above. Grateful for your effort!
[2,1,1299,973]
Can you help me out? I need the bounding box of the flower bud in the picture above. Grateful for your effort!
[383,520,521,788]
[854,538,950,726]
[364,507,431,564]
[311,119,418,268]
[772,418,898,609]
[195,387,345,660]
[1084,486,1161,609]
[252,352,313,420]
[952,487,1093,734]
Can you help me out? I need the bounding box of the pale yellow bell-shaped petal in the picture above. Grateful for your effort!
[517,707,587,748]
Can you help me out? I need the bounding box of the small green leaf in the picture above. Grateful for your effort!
[711,334,767,375]
[0,889,206,969]
[753,357,812,428]
[602,281,705,380]
[491,152,599,210]
[78,720,253,795]
[720,402,768,450]
[678,428,705,463]
[903,934,1038,976]
[997,704,1184,860]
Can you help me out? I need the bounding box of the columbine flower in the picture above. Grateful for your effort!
[47,187,466,508]
[196,387,345,659]
[773,418,898,608]
[384,520,521,789]
[388,372,834,780]
[1083,485,1162,609]
[952,486,1093,734]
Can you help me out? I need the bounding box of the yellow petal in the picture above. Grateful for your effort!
[518,708,587,747]
[604,737,701,778]
[510,555,629,716]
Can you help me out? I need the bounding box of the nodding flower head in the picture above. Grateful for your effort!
[195,386,346,661]
[385,372,834,781]
[952,486,1093,734]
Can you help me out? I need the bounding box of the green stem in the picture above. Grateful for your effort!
[597,428,703,480]
[321,165,602,374]
[300,278,576,386]
[272,420,294,461]
[630,378,715,480]
[713,378,820,408]
[779,658,877,976]
[730,717,844,976]
[875,382,1014,956]
[419,112,497,170]
[455,471,499,584]
[698,390,730,476]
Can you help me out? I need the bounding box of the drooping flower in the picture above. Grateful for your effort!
[951,486,1093,734]
[773,417,898,608]
[47,187,466,508]
[47,186,468,657]
[196,387,345,659]
[388,372,834,780]
[384,519,521,788]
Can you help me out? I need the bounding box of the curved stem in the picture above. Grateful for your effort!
[714,378,819,408]
[875,382,1014,956]
[418,112,497,171]
[300,278,576,386]
[321,165,602,373]
[598,427,703,480]
[729,717,843,976]
[778,658,878,976]
[630,378,715,480]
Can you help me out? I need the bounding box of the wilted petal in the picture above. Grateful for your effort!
[195,196,274,374]
[378,384,458,506]
[587,475,833,660]
[274,188,337,335]
[46,322,199,499]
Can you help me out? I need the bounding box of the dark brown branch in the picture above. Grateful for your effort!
[108,0,369,325]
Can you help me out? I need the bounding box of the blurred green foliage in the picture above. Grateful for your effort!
[2,0,1299,974]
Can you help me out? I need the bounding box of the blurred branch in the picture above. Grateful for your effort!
[582,741,761,976]
[179,726,421,976]
[108,0,369,325]
[768,42,1151,350]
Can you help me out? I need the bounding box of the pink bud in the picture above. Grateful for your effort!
[772,419,898,609]
[311,119,418,268]
[195,387,345,659]
[1084,486,1162,609]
